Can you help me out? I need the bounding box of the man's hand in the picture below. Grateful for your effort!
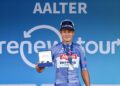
[81,70,90,86]
[35,64,45,73]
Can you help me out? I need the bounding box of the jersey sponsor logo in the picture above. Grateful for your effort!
[60,54,77,60]
[56,55,79,68]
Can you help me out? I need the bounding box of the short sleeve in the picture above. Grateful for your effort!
[50,46,56,63]
[79,46,87,71]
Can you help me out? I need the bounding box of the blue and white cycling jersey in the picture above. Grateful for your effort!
[51,42,87,86]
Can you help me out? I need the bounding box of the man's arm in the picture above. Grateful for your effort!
[78,45,90,86]
[81,70,90,86]
[35,64,45,73]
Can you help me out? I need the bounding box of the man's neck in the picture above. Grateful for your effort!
[62,41,72,45]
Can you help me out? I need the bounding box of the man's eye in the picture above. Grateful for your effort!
[68,31,72,33]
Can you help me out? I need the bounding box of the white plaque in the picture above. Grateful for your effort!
[38,51,53,67]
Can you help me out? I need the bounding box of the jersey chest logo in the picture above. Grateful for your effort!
[56,54,79,69]
[60,54,77,60]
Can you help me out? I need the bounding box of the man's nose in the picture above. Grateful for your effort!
[65,32,69,35]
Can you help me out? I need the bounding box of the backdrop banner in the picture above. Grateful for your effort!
[0,0,120,86]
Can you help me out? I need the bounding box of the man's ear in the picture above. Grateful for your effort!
[72,31,75,35]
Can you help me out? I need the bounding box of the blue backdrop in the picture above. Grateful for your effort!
[0,0,120,86]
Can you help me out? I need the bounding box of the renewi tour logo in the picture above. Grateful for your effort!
[0,25,120,68]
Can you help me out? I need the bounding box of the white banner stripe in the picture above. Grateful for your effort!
[41,84,54,86]
[41,84,120,86]
[0,84,37,86]
[91,85,120,86]
[0,84,120,86]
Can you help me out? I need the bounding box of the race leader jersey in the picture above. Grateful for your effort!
[51,42,87,85]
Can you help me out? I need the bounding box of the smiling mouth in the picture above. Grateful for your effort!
[65,37,70,39]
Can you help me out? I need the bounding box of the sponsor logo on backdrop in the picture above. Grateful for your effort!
[0,25,120,68]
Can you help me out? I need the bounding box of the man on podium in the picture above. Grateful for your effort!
[36,19,90,86]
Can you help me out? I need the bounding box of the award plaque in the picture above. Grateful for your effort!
[38,51,53,67]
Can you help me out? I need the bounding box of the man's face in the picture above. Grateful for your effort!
[60,29,74,43]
